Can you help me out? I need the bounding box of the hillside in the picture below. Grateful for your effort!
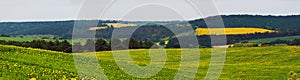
[246,35,300,43]
[0,37,72,43]
[189,15,300,31]
[1,45,299,79]
[195,28,275,35]
[0,45,77,79]
[0,37,38,42]
[0,20,111,38]
[1,15,300,39]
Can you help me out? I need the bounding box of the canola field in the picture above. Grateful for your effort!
[106,23,138,28]
[195,28,276,35]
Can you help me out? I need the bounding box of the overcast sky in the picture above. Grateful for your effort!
[1,0,300,21]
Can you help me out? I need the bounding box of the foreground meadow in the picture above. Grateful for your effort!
[0,45,299,79]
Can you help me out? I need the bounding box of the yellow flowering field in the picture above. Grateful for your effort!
[195,28,276,35]
[0,45,299,79]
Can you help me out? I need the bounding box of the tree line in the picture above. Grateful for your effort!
[72,38,155,52]
[166,31,300,48]
[0,40,72,53]
[189,15,300,31]
[0,38,154,53]
[230,38,300,47]
[268,39,300,46]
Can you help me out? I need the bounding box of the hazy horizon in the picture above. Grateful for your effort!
[1,0,300,22]
[0,14,298,22]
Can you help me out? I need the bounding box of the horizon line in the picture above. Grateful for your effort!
[1,14,300,23]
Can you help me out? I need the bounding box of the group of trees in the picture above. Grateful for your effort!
[226,31,300,44]
[230,39,300,47]
[268,39,300,46]
[189,15,300,31]
[0,40,72,53]
[166,31,300,48]
[2,33,300,52]
[0,34,10,37]
[0,38,154,53]
[95,23,177,42]
[0,20,117,38]
[73,38,155,52]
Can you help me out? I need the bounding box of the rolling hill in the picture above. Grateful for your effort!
[1,45,299,79]
[1,15,300,39]
[246,35,300,43]
[189,15,300,31]
[0,37,73,43]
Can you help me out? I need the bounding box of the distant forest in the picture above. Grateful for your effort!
[167,31,300,48]
[1,15,300,39]
[1,15,300,49]
[189,15,300,31]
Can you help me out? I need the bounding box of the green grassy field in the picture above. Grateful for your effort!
[0,37,95,45]
[0,37,75,43]
[0,45,299,79]
[0,37,39,42]
[246,35,300,43]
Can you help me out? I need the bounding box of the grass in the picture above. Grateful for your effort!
[0,45,77,79]
[246,35,300,43]
[0,45,299,79]
[0,37,75,44]
[0,37,105,45]
[195,28,275,35]
[0,37,38,42]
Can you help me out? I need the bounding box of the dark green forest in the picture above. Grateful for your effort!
[189,15,300,31]
[1,15,300,39]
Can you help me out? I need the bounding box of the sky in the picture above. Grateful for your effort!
[1,0,300,21]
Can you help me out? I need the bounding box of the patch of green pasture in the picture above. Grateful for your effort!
[246,35,300,43]
[0,45,300,79]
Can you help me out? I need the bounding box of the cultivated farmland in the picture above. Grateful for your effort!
[195,28,276,35]
[106,23,138,28]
